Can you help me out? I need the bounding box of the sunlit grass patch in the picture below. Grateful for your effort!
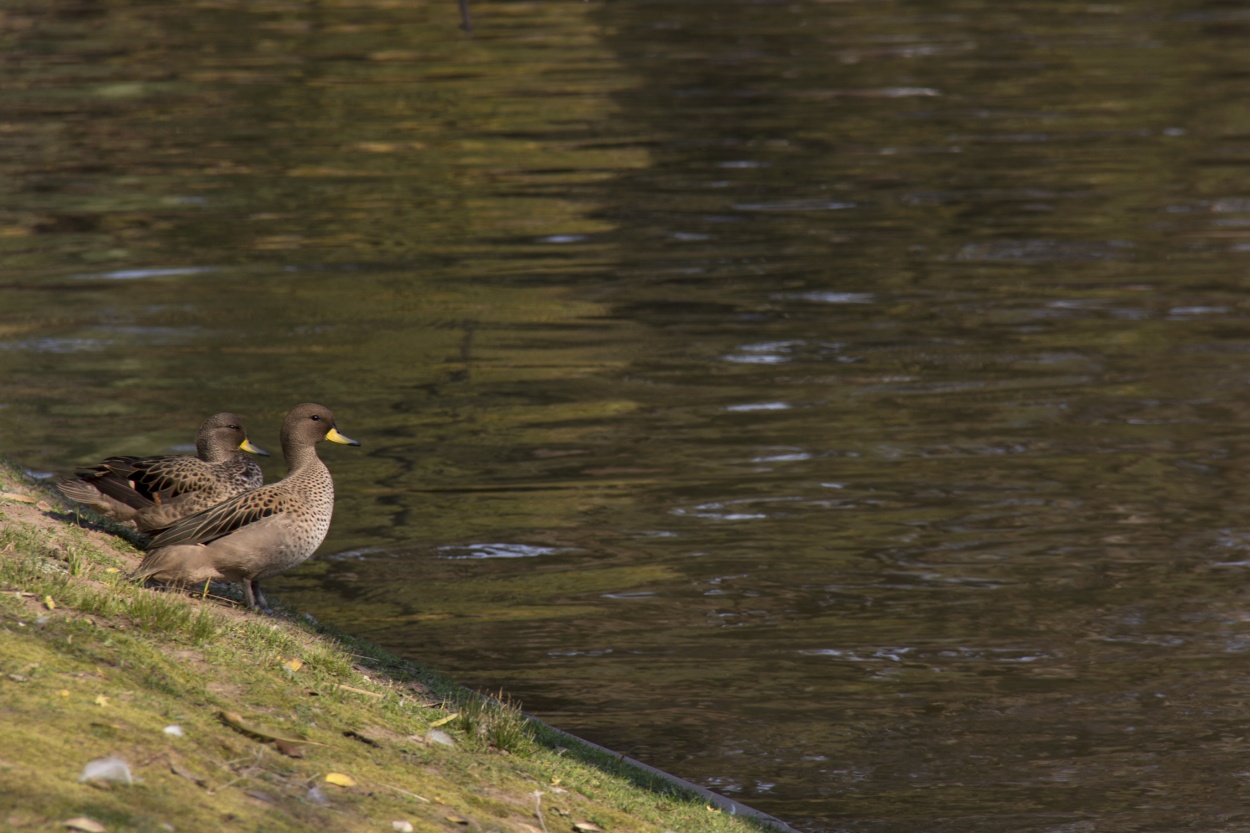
[125,590,222,644]
[230,616,305,660]
[295,638,356,680]
[454,688,535,755]
[0,518,63,562]
[71,586,126,619]
[0,532,75,604]
[63,544,92,577]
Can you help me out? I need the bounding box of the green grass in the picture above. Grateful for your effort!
[452,688,535,754]
[0,458,791,833]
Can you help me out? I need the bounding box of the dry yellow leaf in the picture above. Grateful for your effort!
[44,596,55,610]
[325,772,356,787]
[59,690,70,698]
[429,713,459,728]
[94,695,109,707]
[104,568,120,574]
[337,683,383,697]
[284,658,303,673]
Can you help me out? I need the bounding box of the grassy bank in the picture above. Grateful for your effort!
[0,459,789,833]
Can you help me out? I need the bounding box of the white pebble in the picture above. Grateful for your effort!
[426,729,455,747]
[163,725,184,737]
[79,756,134,784]
[392,822,414,833]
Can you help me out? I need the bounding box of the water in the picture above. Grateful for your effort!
[6,1,1250,830]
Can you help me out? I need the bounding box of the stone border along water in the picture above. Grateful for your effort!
[538,724,804,833]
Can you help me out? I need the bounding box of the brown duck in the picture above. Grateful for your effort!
[132,402,360,611]
[57,412,268,532]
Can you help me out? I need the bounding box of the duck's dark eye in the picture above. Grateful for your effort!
[310,414,321,421]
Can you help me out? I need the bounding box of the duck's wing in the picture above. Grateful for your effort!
[122,455,221,500]
[74,456,159,510]
[146,486,286,548]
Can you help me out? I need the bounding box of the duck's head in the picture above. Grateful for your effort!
[198,412,269,461]
[281,402,361,451]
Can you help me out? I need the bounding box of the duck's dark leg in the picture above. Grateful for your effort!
[238,579,272,613]
[241,579,258,610]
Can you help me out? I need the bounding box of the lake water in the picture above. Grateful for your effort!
[8,1,1250,830]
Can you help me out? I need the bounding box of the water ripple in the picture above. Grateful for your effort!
[955,239,1132,262]
[72,266,217,280]
[435,543,571,560]
[671,496,806,521]
[733,199,856,212]
[776,291,875,304]
[723,402,792,412]
[1,338,106,353]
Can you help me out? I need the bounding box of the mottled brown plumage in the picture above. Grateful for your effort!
[57,412,268,532]
[132,403,360,611]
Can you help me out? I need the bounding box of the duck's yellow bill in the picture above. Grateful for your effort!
[240,439,270,456]
[326,427,361,447]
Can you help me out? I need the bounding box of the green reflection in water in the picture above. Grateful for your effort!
[0,0,644,470]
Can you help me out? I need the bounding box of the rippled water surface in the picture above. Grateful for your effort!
[9,2,1250,831]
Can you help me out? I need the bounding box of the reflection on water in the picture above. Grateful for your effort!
[9,0,1250,831]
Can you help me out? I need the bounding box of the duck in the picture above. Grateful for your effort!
[57,412,268,532]
[132,402,360,611]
